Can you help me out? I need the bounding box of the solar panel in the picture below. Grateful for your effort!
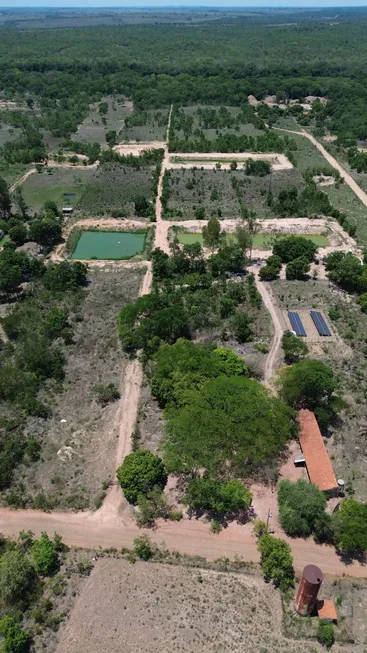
[288,311,307,337]
[310,311,331,337]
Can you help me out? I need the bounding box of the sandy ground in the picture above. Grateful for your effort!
[55,559,326,653]
[113,141,166,156]
[168,151,293,171]
[9,167,36,193]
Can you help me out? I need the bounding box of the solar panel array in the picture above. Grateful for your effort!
[310,311,331,337]
[288,311,307,337]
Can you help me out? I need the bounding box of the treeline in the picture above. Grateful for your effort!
[99,148,164,167]
[169,125,297,155]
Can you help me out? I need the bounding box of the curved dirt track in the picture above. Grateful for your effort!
[275,126,367,210]
[9,168,36,193]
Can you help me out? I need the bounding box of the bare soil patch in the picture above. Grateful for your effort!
[12,267,143,510]
[113,140,165,156]
[55,558,325,653]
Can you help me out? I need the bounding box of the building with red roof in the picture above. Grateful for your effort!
[297,409,338,495]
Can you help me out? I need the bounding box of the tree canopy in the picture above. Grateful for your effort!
[278,359,336,410]
[273,236,317,264]
[116,450,167,504]
[278,479,327,537]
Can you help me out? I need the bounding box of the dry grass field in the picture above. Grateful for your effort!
[12,267,144,510]
[55,558,327,653]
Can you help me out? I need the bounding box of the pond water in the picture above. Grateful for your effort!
[64,193,76,200]
[176,232,329,249]
[71,231,146,260]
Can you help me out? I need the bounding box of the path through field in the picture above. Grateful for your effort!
[9,168,36,193]
[275,126,367,210]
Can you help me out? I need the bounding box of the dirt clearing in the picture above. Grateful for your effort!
[56,558,326,653]
[113,140,165,156]
[12,266,143,510]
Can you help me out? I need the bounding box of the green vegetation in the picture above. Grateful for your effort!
[93,383,120,406]
[317,620,335,649]
[285,256,311,280]
[281,330,308,363]
[278,479,327,538]
[184,477,252,520]
[334,499,367,556]
[21,167,93,213]
[116,450,167,504]
[258,533,294,591]
[273,236,317,263]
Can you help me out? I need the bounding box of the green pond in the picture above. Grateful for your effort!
[176,232,329,249]
[71,231,146,260]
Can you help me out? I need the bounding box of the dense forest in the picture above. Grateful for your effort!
[1,11,367,142]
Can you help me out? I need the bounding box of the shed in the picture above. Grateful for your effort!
[297,409,338,495]
[317,600,338,623]
[62,207,73,215]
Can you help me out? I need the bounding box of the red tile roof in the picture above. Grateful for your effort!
[317,600,338,622]
[297,409,338,493]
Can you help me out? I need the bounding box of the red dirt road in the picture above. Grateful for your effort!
[0,507,365,577]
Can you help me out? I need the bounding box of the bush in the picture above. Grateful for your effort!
[31,532,59,575]
[333,499,367,556]
[0,550,37,607]
[317,620,335,648]
[278,359,336,410]
[278,479,327,537]
[184,477,252,517]
[230,312,253,343]
[259,264,281,281]
[134,534,155,560]
[0,616,29,653]
[94,383,120,405]
[285,256,310,280]
[116,450,167,504]
[258,533,294,591]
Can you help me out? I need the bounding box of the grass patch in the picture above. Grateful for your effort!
[174,229,329,249]
[21,167,94,212]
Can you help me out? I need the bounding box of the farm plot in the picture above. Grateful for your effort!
[11,267,144,511]
[271,278,367,503]
[164,168,305,220]
[21,167,94,212]
[77,163,154,216]
[56,558,324,653]
[121,108,169,142]
[171,105,265,143]
[72,96,132,147]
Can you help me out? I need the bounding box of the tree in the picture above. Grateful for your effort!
[0,616,29,653]
[273,236,317,263]
[116,450,167,504]
[106,130,117,147]
[278,479,327,537]
[317,620,335,649]
[151,339,247,408]
[230,312,253,343]
[98,101,108,115]
[278,359,336,410]
[285,256,310,280]
[134,196,150,217]
[195,205,206,220]
[8,224,27,246]
[235,223,252,259]
[333,499,367,556]
[259,264,281,281]
[12,186,28,220]
[258,533,294,590]
[42,261,87,291]
[0,550,36,607]
[29,218,61,250]
[202,216,221,250]
[325,252,364,292]
[31,532,59,575]
[184,477,252,517]
[43,200,59,218]
[164,375,294,477]
[229,160,238,170]
[282,330,308,363]
[134,534,154,560]
[0,176,11,220]
[94,383,120,405]
[245,159,271,176]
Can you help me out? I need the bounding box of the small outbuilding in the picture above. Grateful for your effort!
[317,600,338,623]
[62,207,73,216]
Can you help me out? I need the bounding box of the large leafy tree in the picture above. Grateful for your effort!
[333,499,367,556]
[278,479,327,537]
[202,216,221,250]
[116,450,167,504]
[0,550,37,607]
[258,533,294,591]
[278,359,336,410]
[273,236,317,263]
[164,375,295,477]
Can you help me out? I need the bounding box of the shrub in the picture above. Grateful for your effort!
[285,256,310,280]
[317,620,335,648]
[31,532,59,575]
[184,477,252,517]
[94,383,120,405]
[0,550,37,607]
[134,534,154,560]
[230,312,253,343]
[258,533,294,591]
[259,264,281,281]
[0,616,29,653]
[278,479,327,537]
[282,330,308,363]
[116,450,167,504]
[273,236,317,263]
[333,499,367,556]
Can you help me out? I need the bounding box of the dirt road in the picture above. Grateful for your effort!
[250,267,283,387]
[0,506,365,577]
[9,168,36,193]
[275,126,367,210]
[154,105,173,254]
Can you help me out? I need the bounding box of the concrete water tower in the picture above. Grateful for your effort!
[295,565,323,616]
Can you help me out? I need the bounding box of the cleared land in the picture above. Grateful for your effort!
[10,267,143,510]
[171,105,265,142]
[164,167,304,220]
[72,96,132,147]
[77,163,154,215]
[272,278,367,502]
[55,558,327,653]
[21,167,94,212]
[168,152,293,170]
